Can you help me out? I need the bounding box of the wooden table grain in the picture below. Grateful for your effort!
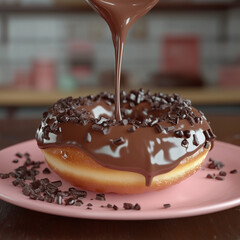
[0,115,240,240]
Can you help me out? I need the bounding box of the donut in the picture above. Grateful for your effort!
[36,89,215,194]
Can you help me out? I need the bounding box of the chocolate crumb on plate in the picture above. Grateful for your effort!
[113,205,118,210]
[12,159,19,164]
[208,158,224,170]
[75,200,83,206]
[15,153,23,158]
[206,174,214,179]
[12,180,19,186]
[65,198,75,206]
[215,176,224,181]
[0,173,10,179]
[133,203,141,210]
[57,195,63,205]
[96,193,106,201]
[52,180,62,187]
[230,169,238,174]
[123,203,133,210]
[107,204,113,208]
[42,168,51,174]
[192,134,199,146]
[163,203,171,209]
[219,171,227,177]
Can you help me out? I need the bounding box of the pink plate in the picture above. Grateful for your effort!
[0,140,240,220]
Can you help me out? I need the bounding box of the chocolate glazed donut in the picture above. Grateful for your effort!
[36,89,215,194]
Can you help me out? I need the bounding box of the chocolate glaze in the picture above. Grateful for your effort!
[86,0,158,121]
[36,90,215,186]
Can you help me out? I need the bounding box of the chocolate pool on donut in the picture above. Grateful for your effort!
[36,89,215,194]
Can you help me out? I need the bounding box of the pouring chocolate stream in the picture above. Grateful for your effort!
[86,0,159,121]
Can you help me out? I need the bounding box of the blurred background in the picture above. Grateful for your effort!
[0,0,240,122]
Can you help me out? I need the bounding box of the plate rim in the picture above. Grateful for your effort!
[0,139,240,220]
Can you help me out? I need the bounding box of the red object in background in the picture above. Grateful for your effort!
[219,65,240,88]
[31,59,56,90]
[162,35,200,77]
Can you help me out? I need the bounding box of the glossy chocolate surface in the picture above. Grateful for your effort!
[86,0,158,121]
[36,90,214,185]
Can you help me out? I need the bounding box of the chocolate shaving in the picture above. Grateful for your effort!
[193,134,199,146]
[206,174,214,179]
[154,123,164,133]
[184,130,191,139]
[230,169,238,174]
[133,203,141,210]
[113,205,118,210]
[163,203,171,209]
[96,193,106,201]
[16,153,23,158]
[123,203,133,210]
[111,137,124,145]
[219,171,227,177]
[42,168,51,174]
[175,130,184,138]
[181,139,188,147]
[215,176,224,181]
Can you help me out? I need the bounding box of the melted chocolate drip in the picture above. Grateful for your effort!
[36,90,215,186]
[86,0,158,120]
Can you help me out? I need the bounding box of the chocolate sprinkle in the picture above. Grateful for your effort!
[154,123,164,133]
[215,176,224,181]
[163,203,171,209]
[123,203,133,210]
[96,193,106,201]
[65,198,75,206]
[57,195,63,205]
[206,174,214,179]
[133,203,141,210]
[16,153,23,158]
[208,158,224,170]
[230,169,238,174]
[193,134,199,146]
[12,159,19,164]
[204,141,210,149]
[181,139,188,147]
[219,171,227,177]
[175,130,184,138]
[75,200,83,206]
[111,137,124,145]
[113,205,118,210]
[42,168,51,174]
[184,130,191,139]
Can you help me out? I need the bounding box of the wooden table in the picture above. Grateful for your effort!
[0,115,240,240]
